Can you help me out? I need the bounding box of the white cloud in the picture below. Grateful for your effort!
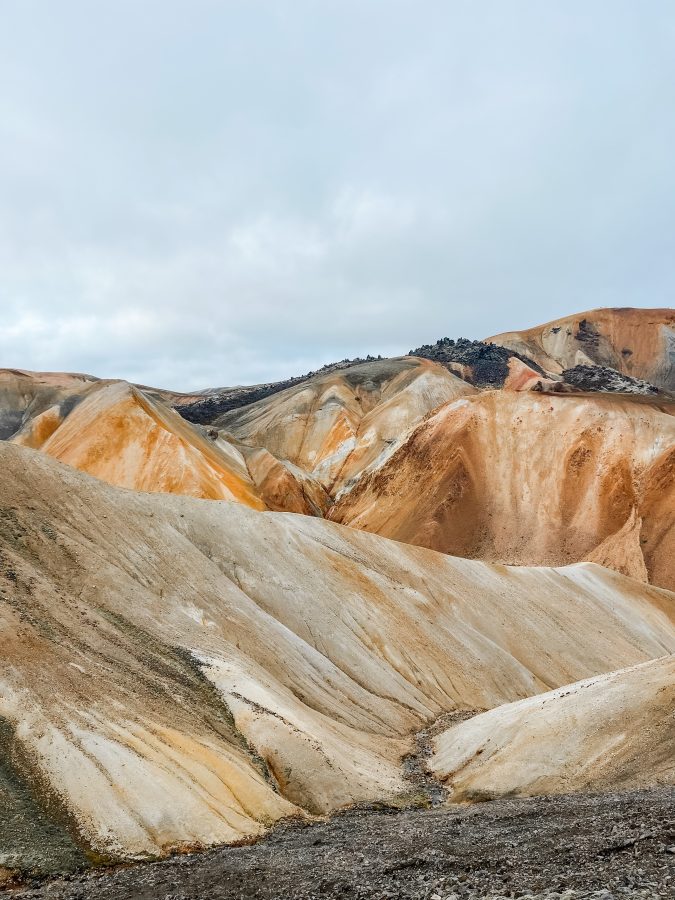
[0,1,674,389]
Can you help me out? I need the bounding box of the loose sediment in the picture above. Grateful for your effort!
[7,788,675,899]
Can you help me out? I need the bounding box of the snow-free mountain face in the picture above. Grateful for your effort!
[212,357,475,496]
[1,307,674,881]
[487,307,675,392]
[329,389,675,591]
[430,655,675,801]
[0,369,330,515]
[1,443,674,877]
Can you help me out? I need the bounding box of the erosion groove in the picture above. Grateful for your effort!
[1,307,674,895]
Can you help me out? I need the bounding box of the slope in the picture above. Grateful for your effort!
[214,356,475,495]
[0,368,100,442]
[431,655,675,800]
[1,443,674,874]
[10,379,266,507]
[2,373,332,514]
[330,390,675,591]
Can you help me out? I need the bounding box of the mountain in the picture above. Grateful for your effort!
[1,307,674,885]
[12,378,266,507]
[487,307,675,392]
[211,357,474,496]
[1,442,673,877]
[173,356,388,424]
[0,368,100,442]
[0,370,331,515]
[329,389,675,591]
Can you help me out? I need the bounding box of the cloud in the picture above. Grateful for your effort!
[0,1,674,389]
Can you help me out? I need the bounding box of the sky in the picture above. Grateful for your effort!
[1,1,674,390]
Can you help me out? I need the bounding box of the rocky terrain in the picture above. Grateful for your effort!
[561,365,660,395]
[488,308,675,392]
[407,337,546,388]
[7,790,674,899]
[0,306,674,895]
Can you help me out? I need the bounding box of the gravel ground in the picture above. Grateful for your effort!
[7,789,675,900]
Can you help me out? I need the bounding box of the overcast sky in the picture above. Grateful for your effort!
[1,1,674,390]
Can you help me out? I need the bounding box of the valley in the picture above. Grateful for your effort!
[0,307,673,896]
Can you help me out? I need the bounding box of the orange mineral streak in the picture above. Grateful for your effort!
[36,380,266,507]
[12,404,63,448]
[487,307,675,391]
[330,390,675,590]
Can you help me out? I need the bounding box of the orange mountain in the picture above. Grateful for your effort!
[330,389,675,591]
[487,307,675,391]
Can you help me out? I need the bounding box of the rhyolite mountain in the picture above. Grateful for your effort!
[487,307,675,392]
[0,306,673,882]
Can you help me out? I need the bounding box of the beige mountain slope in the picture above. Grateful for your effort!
[330,390,675,591]
[0,368,100,442]
[1,370,331,514]
[431,655,675,801]
[213,357,476,495]
[487,307,675,391]
[2,442,674,874]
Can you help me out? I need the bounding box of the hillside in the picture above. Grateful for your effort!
[431,655,675,800]
[1,442,673,877]
[0,371,332,515]
[487,307,675,392]
[213,357,474,495]
[330,389,675,591]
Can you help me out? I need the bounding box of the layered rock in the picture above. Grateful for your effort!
[1,442,674,873]
[330,390,675,591]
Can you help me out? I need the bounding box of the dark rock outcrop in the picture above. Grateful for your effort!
[408,338,545,388]
[176,357,383,424]
[562,365,660,395]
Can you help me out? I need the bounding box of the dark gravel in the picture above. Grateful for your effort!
[7,789,675,899]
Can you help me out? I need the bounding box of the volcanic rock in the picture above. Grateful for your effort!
[487,307,675,392]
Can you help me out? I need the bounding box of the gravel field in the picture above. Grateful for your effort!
[6,789,675,900]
